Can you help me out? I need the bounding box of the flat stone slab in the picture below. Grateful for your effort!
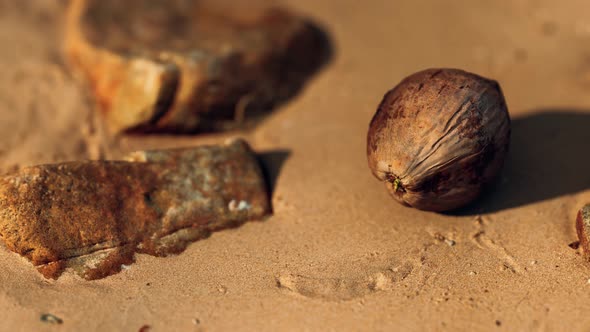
[0,139,270,280]
[65,0,329,133]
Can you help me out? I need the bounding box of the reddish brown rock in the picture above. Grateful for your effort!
[576,204,590,256]
[65,0,329,133]
[0,139,270,280]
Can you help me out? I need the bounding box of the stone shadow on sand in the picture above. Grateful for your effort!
[451,110,590,215]
[258,149,291,201]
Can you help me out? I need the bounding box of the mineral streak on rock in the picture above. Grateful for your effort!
[65,0,330,133]
[0,139,270,280]
[576,205,590,257]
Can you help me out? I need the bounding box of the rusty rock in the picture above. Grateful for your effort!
[576,204,590,256]
[65,0,329,133]
[0,139,270,280]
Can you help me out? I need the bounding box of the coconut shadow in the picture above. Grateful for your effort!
[449,110,590,216]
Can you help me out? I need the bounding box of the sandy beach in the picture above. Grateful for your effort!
[1,0,590,331]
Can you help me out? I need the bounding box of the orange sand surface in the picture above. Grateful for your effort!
[1,0,590,331]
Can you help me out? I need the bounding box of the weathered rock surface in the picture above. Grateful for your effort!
[65,0,330,133]
[576,204,590,257]
[0,139,270,280]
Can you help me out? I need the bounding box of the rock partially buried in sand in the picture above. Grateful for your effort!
[0,139,270,280]
[65,0,330,133]
[576,205,590,256]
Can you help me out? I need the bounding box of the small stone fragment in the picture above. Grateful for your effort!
[444,239,456,247]
[40,314,63,325]
[65,0,329,133]
[576,205,590,257]
[568,241,580,250]
[0,139,270,280]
